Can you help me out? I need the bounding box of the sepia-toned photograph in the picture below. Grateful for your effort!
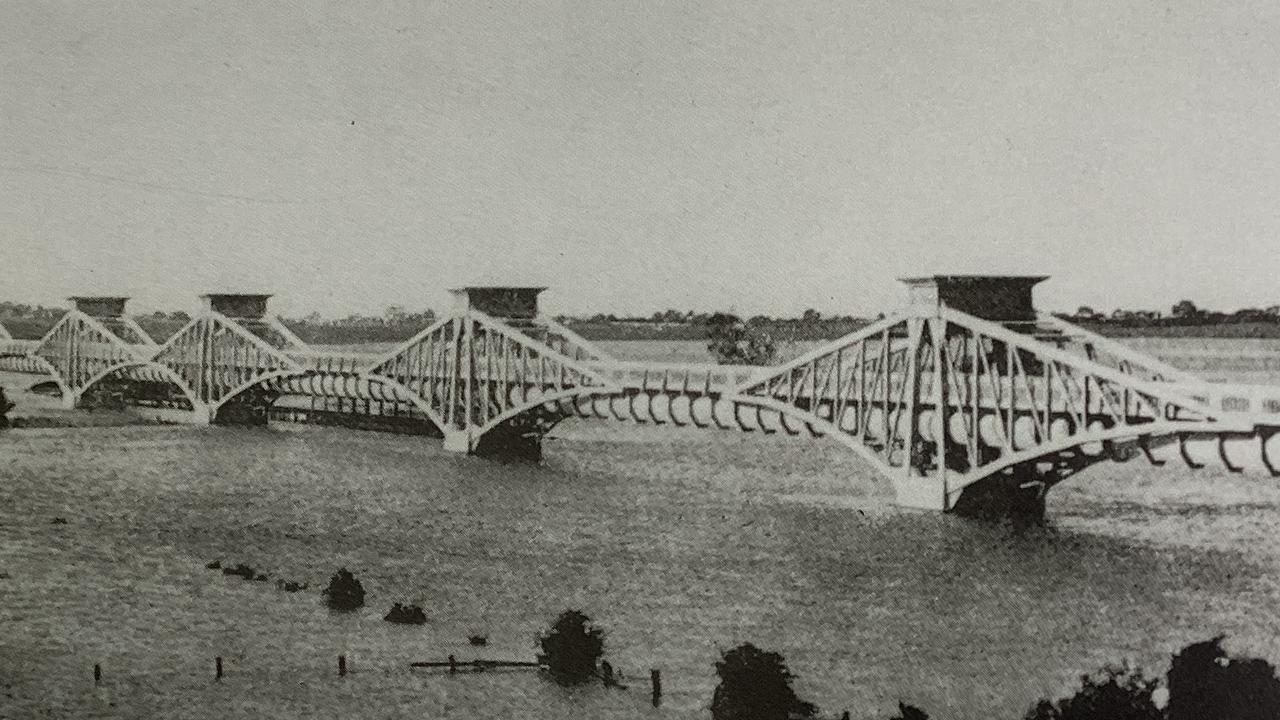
[2,2,1279,718]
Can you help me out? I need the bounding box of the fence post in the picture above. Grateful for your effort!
[338,655,347,677]
[216,656,223,681]
[650,668,662,707]
[94,664,102,687]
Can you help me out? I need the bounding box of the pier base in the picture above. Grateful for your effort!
[443,430,472,453]
[890,475,948,512]
[950,471,1047,524]
[472,424,544,462]
[443,428,543,460]
[211,387,276,427]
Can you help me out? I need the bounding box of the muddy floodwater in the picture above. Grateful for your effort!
[2,339,1280,719]
[3,418,1280,720]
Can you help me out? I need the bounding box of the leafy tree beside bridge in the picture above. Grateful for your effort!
[706,312,777,366]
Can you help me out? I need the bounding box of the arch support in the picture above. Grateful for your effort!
[366,301,622,461]
[448,403,568,461]
[948,469,1049,523]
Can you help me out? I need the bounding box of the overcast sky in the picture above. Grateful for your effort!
[2,1,1278,318]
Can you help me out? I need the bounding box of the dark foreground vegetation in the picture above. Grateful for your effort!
[322,568,366,612]
[710,636,1280,720]
[1019,634,1280,720]
[537,609,607,685]
[711,643,816,719]
[181,549,1280,719]
[0,386,13,429]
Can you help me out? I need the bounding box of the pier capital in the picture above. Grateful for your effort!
[200,293,273,319]
[449,285,547,319]
[898,274,1048,323]
[67,296,130,318]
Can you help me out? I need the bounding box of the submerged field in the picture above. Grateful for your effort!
[2,339,1280,719]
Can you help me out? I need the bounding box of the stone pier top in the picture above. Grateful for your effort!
[899,275,1048,323]
[68,296,130,318]
[201,293,273,319]
[450,286,547,319]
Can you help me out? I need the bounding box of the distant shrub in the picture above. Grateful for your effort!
[275,579,308,593]
[889,702,930,720]
[0,386,13,429]
[383,602,427,625]
[1168,636,1280,720]
[537,609,605,684]
[221,563,257,580]
[323,568,365,612]
[1023,665,1163,720]
[711,643,816,720]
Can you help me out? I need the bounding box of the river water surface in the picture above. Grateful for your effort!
[3,420,1280,720]
[3,341,1280,719]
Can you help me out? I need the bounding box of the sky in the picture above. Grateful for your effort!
[1,0,1278,319]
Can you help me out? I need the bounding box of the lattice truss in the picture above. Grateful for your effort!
[733,308,1240,492]
[365,310,620,434]
[530,315,616,364]
[34,311,149,395]
[1029,313,1204,384]
[150,312,302,409]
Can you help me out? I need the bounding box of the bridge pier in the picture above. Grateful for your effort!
[443,430,472,453]
[889,476,949,513]
[442,417,554,462]
[435,284,562,462]
[443,429,545,460]
[949,470,1050,523]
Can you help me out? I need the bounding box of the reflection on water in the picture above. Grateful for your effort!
[1,422,1279,719]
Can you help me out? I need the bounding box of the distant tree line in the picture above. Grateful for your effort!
[564,307,864,326]
[1065,299,1280,326]
[0,301,438,345]
[560,308,874,343]
[279,308,437,345]
[7,295,1280,345]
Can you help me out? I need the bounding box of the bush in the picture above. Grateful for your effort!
[537,610,605,685]
[221,563,257,580]
[889,703,929,720]
[711,643,816,720]
[1023,665,1163,720]
[323,568,365,612]
[383,602,427,625]
[706,313,776,366]
[1168,636,1280,720]
[0,386,13,429]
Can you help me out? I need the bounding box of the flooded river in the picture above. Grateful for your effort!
[3,418,1280,719]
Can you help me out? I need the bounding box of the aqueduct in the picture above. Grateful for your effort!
[2,275,1279,519]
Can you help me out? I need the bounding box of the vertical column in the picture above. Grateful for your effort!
[889,313,948,511]
[442,314,472,453]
